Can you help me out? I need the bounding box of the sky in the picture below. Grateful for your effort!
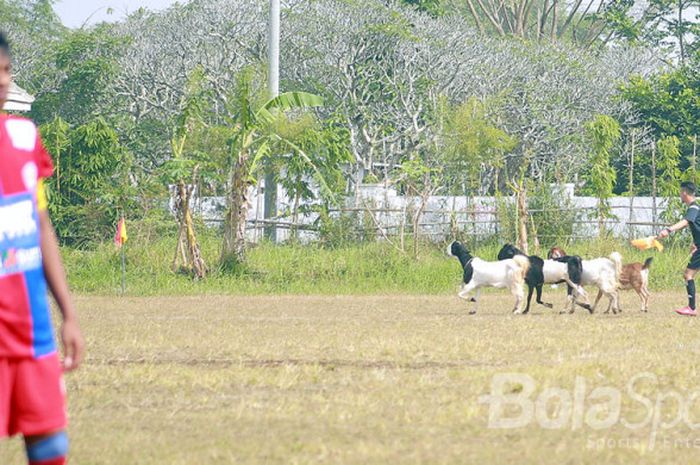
[53,0,181,28]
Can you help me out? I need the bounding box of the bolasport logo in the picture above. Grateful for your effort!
[478,372,700,450]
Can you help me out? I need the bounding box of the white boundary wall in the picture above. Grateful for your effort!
[183,183,674,243]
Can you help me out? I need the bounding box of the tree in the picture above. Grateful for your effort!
[444,0,636,46]
[618,0,700,65]
[396,156,443,257]
[620,67,700,164]
[220,67,325,268]
[584,114,621,236]
[4,0,665,253]
[440,97,517,194]
[273,115,353,241]
[285,0,645,192]
[41,117,132,246]
[656,135,682,221]
[31,25,126,126]
[161,67,209,279]
[0,0,66,89]
[110,0,265,173]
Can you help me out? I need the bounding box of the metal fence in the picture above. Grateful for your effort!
[187,184,674,244]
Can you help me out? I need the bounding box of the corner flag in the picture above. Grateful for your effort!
[115,217,128,247]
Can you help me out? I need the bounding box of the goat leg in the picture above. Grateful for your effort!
[635,287,645,312]
[512,285,526,314]
[570,284,593,312]
[523,285,535,314]
[472,289,481,314]
[606,296,614,314]
[561,286,576,314]
[641,286,650,312]
[457,283,478,314]
[609,289,621,314]
[535,284,553,309]
[588,290,604,314]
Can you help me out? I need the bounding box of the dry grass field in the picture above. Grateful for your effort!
[3,291,700,464]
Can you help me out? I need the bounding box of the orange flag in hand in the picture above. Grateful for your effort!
[630,236,663,252]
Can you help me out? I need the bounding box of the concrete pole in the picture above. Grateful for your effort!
[268,0,280,97]
[264,0,280,242]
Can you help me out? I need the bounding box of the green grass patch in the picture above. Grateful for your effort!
[61,230,693,296]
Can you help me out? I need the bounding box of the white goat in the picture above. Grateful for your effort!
[448,241,531,314]
[581,252,623,314]
[544,260,591,312]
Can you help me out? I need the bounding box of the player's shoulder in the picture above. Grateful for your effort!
[1,113,39,152]
[690,203,700,210]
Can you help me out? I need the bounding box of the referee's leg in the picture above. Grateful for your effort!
[684,267,698,311]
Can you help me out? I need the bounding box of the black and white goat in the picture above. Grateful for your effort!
[497,244,588,314]
[553,251,623,314]
[448,241,530,314]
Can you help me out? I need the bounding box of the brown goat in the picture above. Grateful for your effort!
[548,247,653,313]
[548,247,567,259]
[597,257,653,313]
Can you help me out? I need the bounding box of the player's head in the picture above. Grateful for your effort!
[0,32,11,110]
[681,181,696,203]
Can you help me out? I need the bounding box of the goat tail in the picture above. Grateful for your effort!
[643,257,654,269]
[609,251,623,279]
[512,255,530,284]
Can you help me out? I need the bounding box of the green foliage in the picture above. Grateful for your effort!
[656,136,683,222]
[41,116,132,246]
[31,25,126,125]
[397,156,439,195]
[161,66,214,185]
[6,0,697,257]
[225,66,328,189]
[599,0,643,43]
[635,0,700,64]
[529,183,580,247]
[0,0,63,36]
[60,232,692,295]
[182,125,234,195]
[495,194,517,245]
[317,210,367,248]
[621,70,700,139]
[274,114,353,219]
[619,68,700,186]
[220,64,331,266]
[400,0,444,16]
[583,114,621,233]
[0,0,65,72]
[441,97,516,194]
[62,230,456,295]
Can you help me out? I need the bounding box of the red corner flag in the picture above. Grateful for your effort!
[115,217,128,247]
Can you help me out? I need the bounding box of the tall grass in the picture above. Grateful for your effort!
[61,229,692,295]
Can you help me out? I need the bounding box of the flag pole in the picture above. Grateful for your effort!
[116,211,127,296]
[120,240,126,295]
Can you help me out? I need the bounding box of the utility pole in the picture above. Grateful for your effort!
[264,0,280,242]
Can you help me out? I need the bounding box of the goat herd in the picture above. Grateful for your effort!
[447,241,653,315]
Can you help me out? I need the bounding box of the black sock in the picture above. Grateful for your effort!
[687,280,696,310]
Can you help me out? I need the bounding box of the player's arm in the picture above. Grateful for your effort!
[37,181,84,372]
[659,206,696,238]
[662,219,689,235]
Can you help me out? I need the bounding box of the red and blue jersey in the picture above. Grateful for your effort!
[0,113,55,359]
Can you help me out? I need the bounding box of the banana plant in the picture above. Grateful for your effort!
[220,67,329,268]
